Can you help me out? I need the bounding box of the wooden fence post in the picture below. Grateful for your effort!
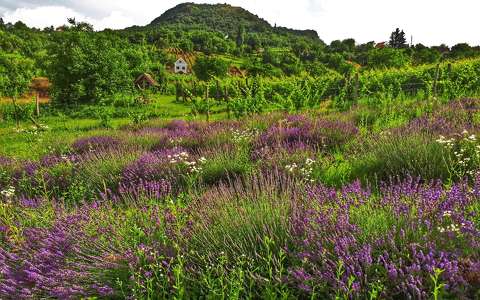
[216,80,221,100]
[353,73,359,100]
[433,63,440,98]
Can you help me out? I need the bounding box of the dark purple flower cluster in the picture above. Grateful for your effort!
[0,156,13,167]
[253,116,358,160]
[122,147,188,186]
[288,176,480,298]
[401,98,480,136]
[18,195,45,208]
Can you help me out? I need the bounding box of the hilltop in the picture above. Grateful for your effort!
[148,2,320,40]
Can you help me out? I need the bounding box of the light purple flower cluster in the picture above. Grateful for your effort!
[0,211,121,299]
[101,179,172,203]
[72,136,121,154]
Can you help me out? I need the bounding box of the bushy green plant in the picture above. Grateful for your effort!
[349,133,450,184]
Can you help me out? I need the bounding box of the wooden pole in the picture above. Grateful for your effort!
[36,92,40,117]
[12,96,19,128]
[433,63,440,98]
[354,73,359,100]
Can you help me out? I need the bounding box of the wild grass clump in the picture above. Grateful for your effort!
[349,132,449,184]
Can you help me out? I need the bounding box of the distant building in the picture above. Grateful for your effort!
[228,66,246,77]
[174,58,189,74]
[375,42,386,49]
[134,73,159,89]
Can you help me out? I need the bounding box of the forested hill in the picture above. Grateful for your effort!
[147,2,320,41]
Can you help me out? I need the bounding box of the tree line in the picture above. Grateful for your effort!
[1,16,480,106]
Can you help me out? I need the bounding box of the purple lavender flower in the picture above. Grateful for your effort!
[72,136,121,154]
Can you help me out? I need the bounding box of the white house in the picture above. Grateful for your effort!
[174,58,189,74]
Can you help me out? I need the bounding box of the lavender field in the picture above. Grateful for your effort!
[1,99,480,299]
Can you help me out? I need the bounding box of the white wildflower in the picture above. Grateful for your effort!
[1,186,15,198]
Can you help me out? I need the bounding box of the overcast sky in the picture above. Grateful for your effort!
[0,0,478,46]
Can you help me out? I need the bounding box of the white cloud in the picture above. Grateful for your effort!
[0,0,479,46]
[2,5,135,30]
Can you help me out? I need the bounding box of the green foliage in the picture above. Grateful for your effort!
[366,48,411,69]
[48,28,133,104]
[193,56,229,81]
[96,105,114,128]
[349,133,450,184]
[0,51,35,97]
[200,147,254,186]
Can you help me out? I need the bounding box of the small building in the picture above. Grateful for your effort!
[174,58,189,74]
[134,73,159,89]
[228,66,246,77]
[375,42,387,49]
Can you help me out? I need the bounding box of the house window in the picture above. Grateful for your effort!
[182,66,186,70]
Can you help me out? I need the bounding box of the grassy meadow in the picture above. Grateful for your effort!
[1,94,479,299]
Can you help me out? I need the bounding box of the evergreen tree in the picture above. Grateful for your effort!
[236,25,245,49]
[389,28,407,48]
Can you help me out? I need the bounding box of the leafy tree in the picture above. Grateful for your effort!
[329,39,355,53]
[193,56,228,81]
[355,41,375,65]
[389,28,407,49]
[449,43,475,59]
[412,44,441,65]
[236,25,245,49]
[432,44,450,54]
[246,33,262,51]
[48,21,133,104]
[0,51,35,126]
[320,53,354,75]
[0,51,35,98]
[244,57,281,77]
[366,48,410,69]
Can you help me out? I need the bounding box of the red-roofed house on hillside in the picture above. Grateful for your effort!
[375,42,387,49]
